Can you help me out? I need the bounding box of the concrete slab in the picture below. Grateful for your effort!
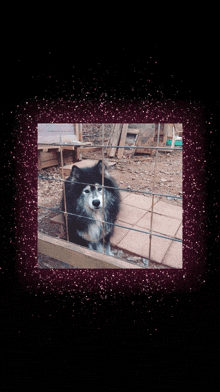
[50,190,183,268]
[175,223,182,240]
[117,203,146,225]
[111,220,133,246]
[152,201,182,220]
[114,195,182,266]
[136,212,181,238]
[149,234,173,264]
[122,193,157,210]
[117,226,172,263]
[120,191,130,201]
[162,241,182,268]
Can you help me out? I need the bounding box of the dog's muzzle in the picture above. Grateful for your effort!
[92,199,101,209]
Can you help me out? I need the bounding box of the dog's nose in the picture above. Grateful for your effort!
[92,199,100,208]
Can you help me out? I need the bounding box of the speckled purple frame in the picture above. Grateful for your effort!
[13,98,208,298]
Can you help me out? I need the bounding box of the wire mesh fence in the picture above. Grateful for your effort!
[38,123,182,268]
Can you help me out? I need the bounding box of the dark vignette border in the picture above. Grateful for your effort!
[1,44,219,353]
[13,98,208,293]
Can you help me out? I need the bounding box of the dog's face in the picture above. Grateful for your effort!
[82,183,105,210]
[69,161,110,214]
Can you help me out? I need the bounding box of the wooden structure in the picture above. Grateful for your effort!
[38,123,92,170]
[38,232,142,269]
[38,145,79,170]
[107,123,182,158]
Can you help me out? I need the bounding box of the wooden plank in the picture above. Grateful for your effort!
[107,124,122,157]
[38,142,90,151]
[38,231,142,269]
[135,124,155,156]
[174,123,183,137]
[126,128,140,135]
[79,124,83,141]
[38,134,78,144]
[38,145,61,152]
[126,133,138,146]
[40,159,60,169]
[38,149,76,170]
[164,124,173,139]
[75,124,79,141]
[135,148,155,155]
[38,123,75,134]
[171,126,175,148]
[59,142,92,152]
[80,146,102,153]
[60,145,76,151]
[40,150,59,162]
[117,124,128,159]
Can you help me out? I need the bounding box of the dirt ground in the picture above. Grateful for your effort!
[38,124,182,269]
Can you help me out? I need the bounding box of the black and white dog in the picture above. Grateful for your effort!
[62,160,120,255]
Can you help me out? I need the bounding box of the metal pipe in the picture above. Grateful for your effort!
[149,123,160,262]
[38,175,182,199]
[38,205,182,243]
[60,145,69,242]
[38,142,182,150]
[101,124,105,254]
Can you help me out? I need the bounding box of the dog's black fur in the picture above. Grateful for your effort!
[62,160,121,254]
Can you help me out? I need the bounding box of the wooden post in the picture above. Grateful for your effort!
[171,125,175,149]
[79,124,83,141]
[117,124,128,159]
[60,146,69,242]
[107,124,122,157]
[75,124,79,141]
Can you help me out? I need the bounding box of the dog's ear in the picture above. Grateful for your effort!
[70,165,81,181]
[96,160,110,177]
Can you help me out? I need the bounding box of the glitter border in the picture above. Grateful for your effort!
[12,98,208,296]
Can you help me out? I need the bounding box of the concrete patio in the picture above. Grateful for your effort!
[111,191,182,268]
[50,191,182,269]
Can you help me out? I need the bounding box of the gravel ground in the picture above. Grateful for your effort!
[38,124,182,269]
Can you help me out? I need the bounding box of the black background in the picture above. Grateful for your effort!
[1,35,220,390]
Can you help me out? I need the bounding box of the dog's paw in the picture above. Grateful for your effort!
[105,247,114,257]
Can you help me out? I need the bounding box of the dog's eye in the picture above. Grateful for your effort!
[98,187,102,192]
[84,189,90,193]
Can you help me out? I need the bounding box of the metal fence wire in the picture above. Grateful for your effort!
[38,123,182,266]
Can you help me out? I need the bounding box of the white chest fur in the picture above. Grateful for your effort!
[77,208,105,243]
[77,221,103,243]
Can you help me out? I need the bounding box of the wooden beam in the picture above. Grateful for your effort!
[79,124,83,141]
[38,231,142,269]
[117,124,128,159]
[107,124,122,157]
[80,146,102,154]
[126,128,140,135]
[171,125,175,149]
[135,125,155,156]
[38,145,61,152]
[40,159,60,169]
[75,124,79,141]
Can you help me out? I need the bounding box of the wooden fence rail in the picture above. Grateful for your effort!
[38,232,142,269]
